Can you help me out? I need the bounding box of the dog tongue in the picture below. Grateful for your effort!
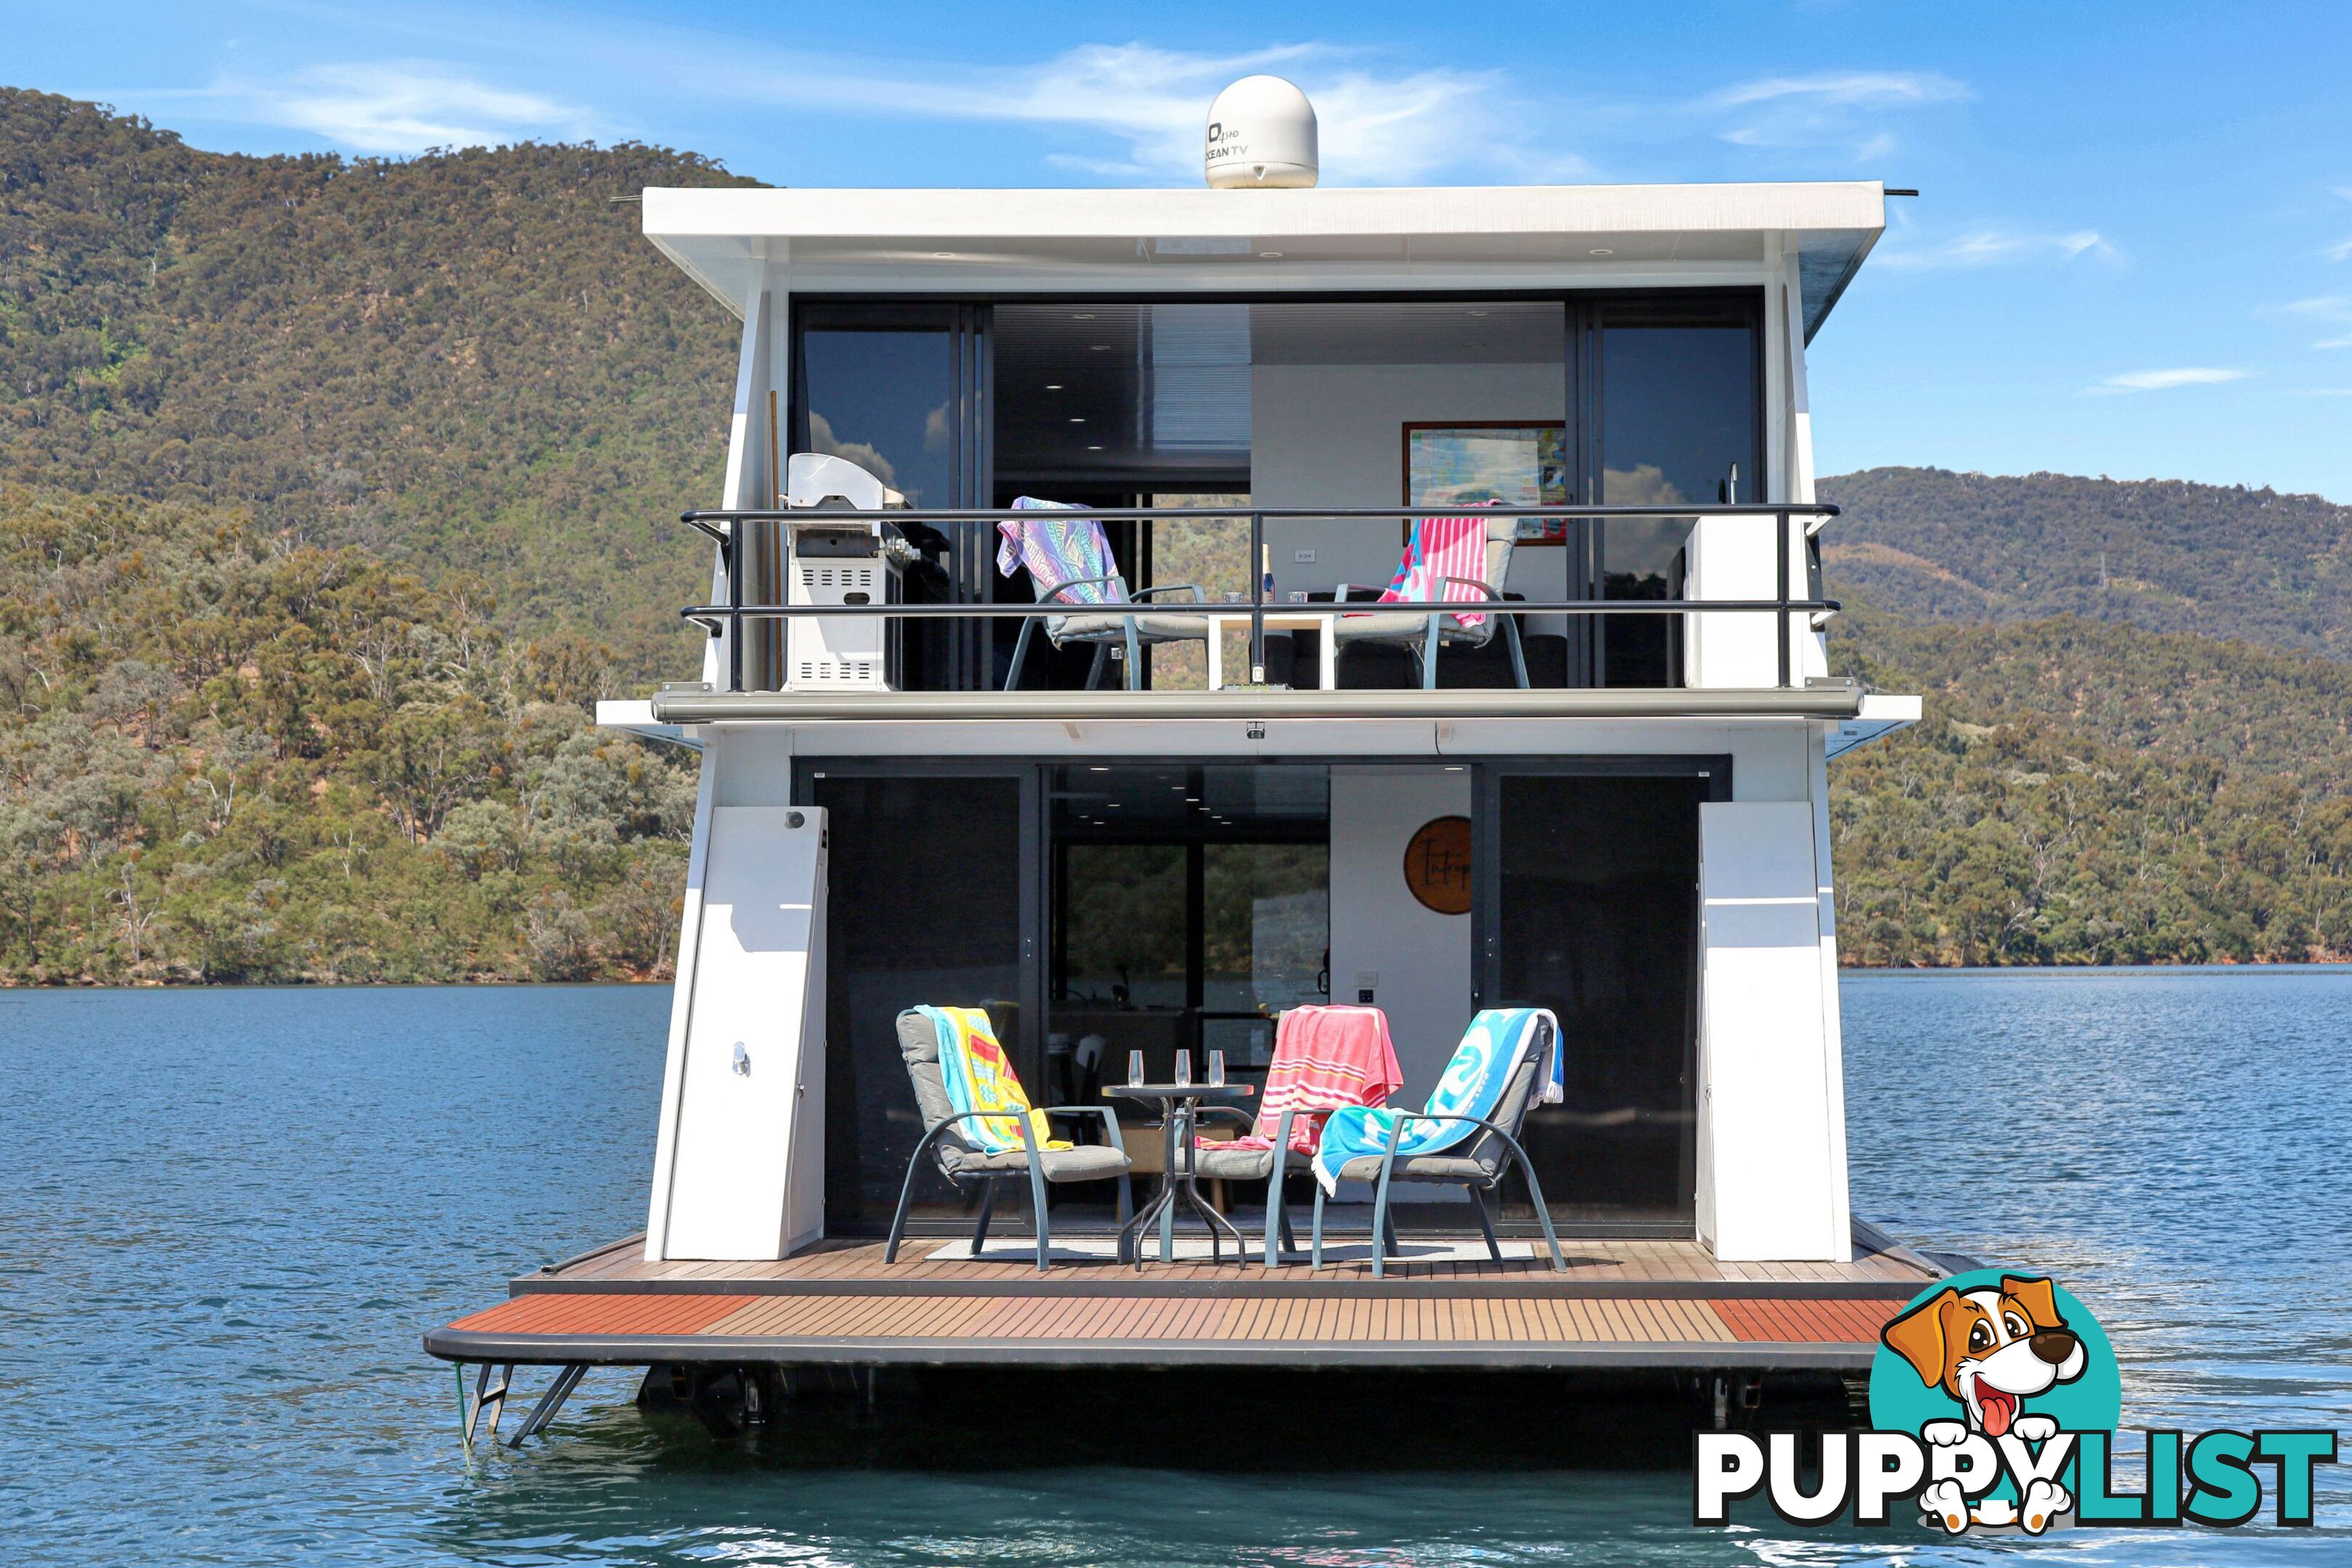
[1980,1388,2017,1437]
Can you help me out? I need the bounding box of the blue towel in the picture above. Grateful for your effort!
[1311,1008,1561,1195]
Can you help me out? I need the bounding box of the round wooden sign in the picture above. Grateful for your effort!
[1402,815,1473,915]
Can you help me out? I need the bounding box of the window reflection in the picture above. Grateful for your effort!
[1049,766,1328,1087]
[800,329,955,507]
[1597,318,1757,687]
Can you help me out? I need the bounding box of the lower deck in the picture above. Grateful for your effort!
[426,1225,1943,1375]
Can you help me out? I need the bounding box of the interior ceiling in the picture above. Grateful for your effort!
[995,301,1564,370]
[992,302,1565,489]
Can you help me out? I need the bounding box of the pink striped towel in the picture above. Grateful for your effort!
[1197,1005,1404,1158]
[1374,513,1495,629]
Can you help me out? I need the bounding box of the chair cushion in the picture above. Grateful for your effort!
[1050,611,1213,643]
[1188,1145,1310,1182]
[1334,1153,1493,1184]
[940,1143,1132,1183]
[1329,611,1493,645]
[896,1010,960,1137]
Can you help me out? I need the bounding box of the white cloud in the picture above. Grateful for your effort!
[694,42,1530,184]
[2316,334,2352,350]
[2326,237,2352,262]
[1876,226,2118,271]
[1712,71,1968,110]
[2083,367,2253,395]
[198,61,600,154]
[1709,70,1966,158]
[2284,293,2352,319]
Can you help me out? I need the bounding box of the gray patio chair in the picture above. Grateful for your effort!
[998,505,1214,690]
[1005,575,1217,692]
[1310,1013,1567,1279]
[1328,514,1530,690]
[882,1008,1134,1273]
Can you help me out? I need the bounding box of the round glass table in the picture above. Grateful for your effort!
[1102,1082,1256,1266]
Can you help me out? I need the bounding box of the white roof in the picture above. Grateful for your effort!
[642,182,1885,340]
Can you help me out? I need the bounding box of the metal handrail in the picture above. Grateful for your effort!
[680,501,1838,692]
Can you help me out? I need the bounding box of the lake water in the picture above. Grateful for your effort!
[3,970,2346,1564]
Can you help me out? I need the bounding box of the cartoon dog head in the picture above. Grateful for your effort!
[1882,1275,2086,1438]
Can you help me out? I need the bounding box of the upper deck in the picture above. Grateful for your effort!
[618,176,1914,738]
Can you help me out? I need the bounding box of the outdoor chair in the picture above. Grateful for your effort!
[1187,1003,1405,1270]
[1311,1009,1567,1279]
[1328,512,1530,690]
[997,498,1214,691]
[883,1008,1134,1273]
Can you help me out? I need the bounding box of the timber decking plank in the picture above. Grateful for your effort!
[448,1292,756,1337]
[539,1232,1939,1298]
[1709,1297,1895,1344]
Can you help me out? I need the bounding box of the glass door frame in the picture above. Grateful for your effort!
[1470,754,1732,1238]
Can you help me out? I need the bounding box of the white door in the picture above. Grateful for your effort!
[654,806,828,1260]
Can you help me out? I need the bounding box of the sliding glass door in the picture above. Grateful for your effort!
[1564,296,1764,687]
[792,303,992,689]
[1477,761,1723,1233]
[803,764,1034,1230]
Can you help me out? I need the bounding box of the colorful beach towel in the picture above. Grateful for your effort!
[996,497,1130,608]
[1310,1008,1561,1194]
[1196,1005,1404,1159]
[1373,513,1494,629]
[918,1005,1071,1156]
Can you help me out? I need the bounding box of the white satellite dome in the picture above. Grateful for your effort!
[1204,75,1319,189]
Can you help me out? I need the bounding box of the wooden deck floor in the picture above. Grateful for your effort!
[424,1228,1941,1373]
[515,1232,1939,1295]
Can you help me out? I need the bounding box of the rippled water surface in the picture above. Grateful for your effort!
[3,971,2346,1564]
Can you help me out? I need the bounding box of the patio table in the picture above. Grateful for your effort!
[1103,1082,1255,1265]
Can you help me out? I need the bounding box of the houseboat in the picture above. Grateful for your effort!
[425,85,1932,1448]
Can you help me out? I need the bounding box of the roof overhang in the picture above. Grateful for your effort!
[1824,693,1923,758]
[643,181,1885,341]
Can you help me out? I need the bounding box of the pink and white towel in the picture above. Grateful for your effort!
[1197,1005,1405,1158]
[1373,513,1493,628]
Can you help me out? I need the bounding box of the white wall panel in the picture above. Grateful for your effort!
[1696,799,1848,1261]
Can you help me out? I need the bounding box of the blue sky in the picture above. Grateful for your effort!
[18,1,2352,499]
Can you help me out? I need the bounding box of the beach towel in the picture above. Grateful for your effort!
[1310,1008,1561,1194]
[1373,513,1493,629]
[1196,1005,1404,1159]
[918,1005,1070,1156]
[995,497,1130,608]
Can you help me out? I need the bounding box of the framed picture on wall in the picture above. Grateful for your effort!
[1402,422,1570,541]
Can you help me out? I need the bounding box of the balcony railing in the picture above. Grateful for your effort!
[678,503,1839,695]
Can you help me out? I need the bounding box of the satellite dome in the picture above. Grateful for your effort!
[1204,75,1318,189]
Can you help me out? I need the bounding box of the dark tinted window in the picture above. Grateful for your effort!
[815,772,1024,1228]
[1595,314,1760,687]
[1498,772,1705,1228]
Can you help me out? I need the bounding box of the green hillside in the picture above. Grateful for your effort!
[1,88,749,679]
[0,485,693,983]
[1819,467,2352,659]
[1826,607,2352,965]
[3,87,2349,977]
